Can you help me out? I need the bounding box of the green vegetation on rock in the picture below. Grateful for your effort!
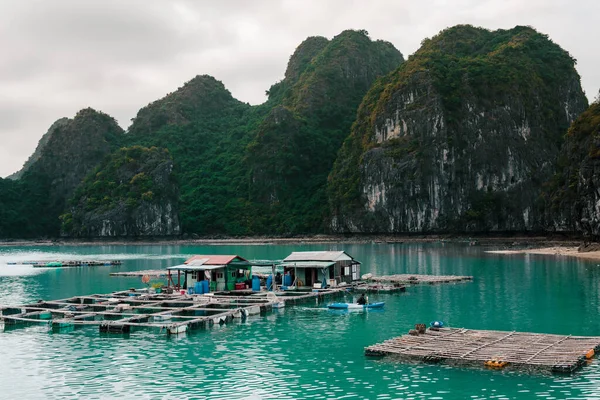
[0,173,55,238]
[3,26,594,239]
[124,75,262,235]
[545,99,600,235]
[328,25,588,233]
[124,30,403,235]
[1,108,124,237]
[63,146,180,237]
[246,30,403,234]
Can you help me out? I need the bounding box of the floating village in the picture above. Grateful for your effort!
[2,250,599,376]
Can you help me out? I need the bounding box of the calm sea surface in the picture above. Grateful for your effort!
[1,242,599,399]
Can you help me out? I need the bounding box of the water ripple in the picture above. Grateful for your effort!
[1,243,600,399]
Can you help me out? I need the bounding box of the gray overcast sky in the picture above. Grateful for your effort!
[1,0,598,177]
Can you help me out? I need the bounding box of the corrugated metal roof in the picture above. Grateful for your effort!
[283,251,355,262]
[167,263,225,271]
[184,255,248,265]
[278,261,335,269]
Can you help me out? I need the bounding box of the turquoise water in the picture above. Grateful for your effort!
[1,242,600,399]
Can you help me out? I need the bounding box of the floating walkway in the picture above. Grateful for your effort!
[110,270,167,277]
[370,274,472,285]
[8,260,122,268]
[353,283,406,293]
[0,288,345,336]
[365,327,600,374]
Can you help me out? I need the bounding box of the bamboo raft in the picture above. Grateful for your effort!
[365,327,600,374]
[353,283,406,293]
[8,260,122,268]
[0,288,344,336]
[369,274,473,285]
[109,270,167,277]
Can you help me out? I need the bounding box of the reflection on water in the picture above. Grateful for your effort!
[0,242,600,399]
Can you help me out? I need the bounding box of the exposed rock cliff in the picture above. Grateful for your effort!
[546,99,600,236]
[62,146,180,237]
[328,25,588,233]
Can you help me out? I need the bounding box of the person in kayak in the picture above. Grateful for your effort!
[357,293,367,305]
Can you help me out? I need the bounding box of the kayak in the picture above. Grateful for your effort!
[327,302,385,310]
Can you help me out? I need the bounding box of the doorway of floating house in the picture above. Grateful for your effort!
[305,269,314,287]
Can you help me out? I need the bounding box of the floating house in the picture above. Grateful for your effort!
[167,255,252,292]
[279,251,361,288]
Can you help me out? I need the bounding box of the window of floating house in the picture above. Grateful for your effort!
[344,266,350,276]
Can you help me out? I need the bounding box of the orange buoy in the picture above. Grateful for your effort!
[142,275,150,284]
[485,359,508,369]
[586,349,595,359]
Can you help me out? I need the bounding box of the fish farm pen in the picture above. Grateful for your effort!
[111,272,471,286]
[0,288,346,336]
[109,270,168,277]
[8,260,122,268]
[369,274,473,285]
[365,327,600,374]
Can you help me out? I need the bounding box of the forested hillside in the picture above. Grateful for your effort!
[62,146,180,237]
[123,29,403,235]
[1,109,123,237]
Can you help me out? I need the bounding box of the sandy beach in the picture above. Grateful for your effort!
[486,246,600,261]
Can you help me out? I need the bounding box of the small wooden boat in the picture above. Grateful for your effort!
[327,302,385,310]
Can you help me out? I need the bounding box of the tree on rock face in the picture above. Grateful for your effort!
[328,25,588,234]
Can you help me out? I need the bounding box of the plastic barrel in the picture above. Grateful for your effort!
[266,275,273,291]
[202,280,209,293]
[252,276,260,292]
[284,274,292,286]
[194,281,203,295]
